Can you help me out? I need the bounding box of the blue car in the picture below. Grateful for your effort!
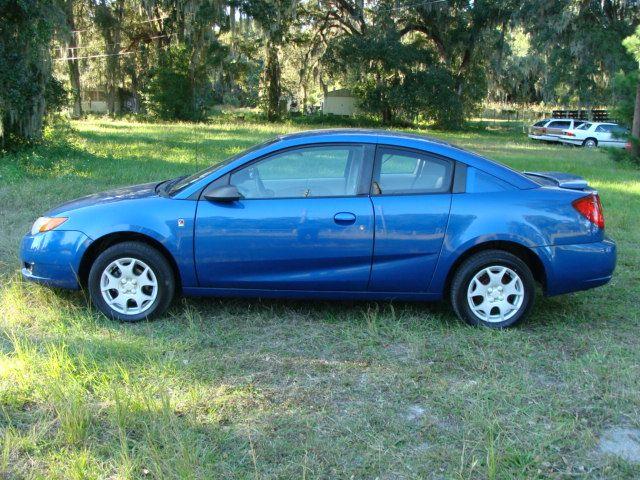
[20,129,616,328]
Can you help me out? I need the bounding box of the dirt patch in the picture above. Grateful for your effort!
[598,427,640,463]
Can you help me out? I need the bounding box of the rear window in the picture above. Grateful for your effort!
[576,122,591,130]
[533,120,547,127]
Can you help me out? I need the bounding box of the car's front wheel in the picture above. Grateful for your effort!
[88,241,175,322]
[450,250,535,328]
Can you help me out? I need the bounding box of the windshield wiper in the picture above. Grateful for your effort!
[157,175,187,197]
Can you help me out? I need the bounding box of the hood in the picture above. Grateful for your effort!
[47,182,160,216]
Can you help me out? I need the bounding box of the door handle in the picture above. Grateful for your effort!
[334,212,356,225]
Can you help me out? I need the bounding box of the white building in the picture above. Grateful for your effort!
[322,88,358,116]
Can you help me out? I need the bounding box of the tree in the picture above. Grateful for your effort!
[623,26,640,156]
[62,0,83,117]
[521,0,639,108]
[240,0,298,121]
[321,0,513,127]
[0,0,64,146]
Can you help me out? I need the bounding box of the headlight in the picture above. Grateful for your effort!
[30,217,68,235]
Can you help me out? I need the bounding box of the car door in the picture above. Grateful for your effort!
[594,124,614,146]
[194,143,375,291]
[599,125,628,148]
[368,146,453,292]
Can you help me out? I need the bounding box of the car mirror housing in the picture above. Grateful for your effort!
[204,185,242,202]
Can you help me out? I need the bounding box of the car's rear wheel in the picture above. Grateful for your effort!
[450,250,535,328]
[88,241,175,322]
[583,138,598,148]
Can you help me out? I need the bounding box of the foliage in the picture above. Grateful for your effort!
[145,46,196,120]
[0,0,64,145]
[521,0,639,106]
[321,0,515,128]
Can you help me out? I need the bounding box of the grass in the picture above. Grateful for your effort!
[1,117,639,479]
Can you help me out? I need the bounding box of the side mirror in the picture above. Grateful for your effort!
[204,185,242,202]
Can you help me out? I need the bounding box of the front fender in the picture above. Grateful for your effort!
[62,197,198,288]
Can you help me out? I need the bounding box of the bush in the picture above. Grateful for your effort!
[145,45,210,121]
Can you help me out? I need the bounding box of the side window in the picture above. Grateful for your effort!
[548,121,571,129]
[595,124,612,133]
[373,148,453,195]
[230,145,366,199]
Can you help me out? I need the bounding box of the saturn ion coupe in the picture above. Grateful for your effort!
[20,129,616,328]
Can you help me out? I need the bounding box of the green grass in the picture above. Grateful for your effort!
[1,118,639,479]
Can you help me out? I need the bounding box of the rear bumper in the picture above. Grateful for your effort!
[528,134,561,142]
[20,230,93,289]
[535,238,616,296]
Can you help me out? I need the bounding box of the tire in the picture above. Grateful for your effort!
[88,241,175,322]
[450,250,535,328]
[583,138,598,148]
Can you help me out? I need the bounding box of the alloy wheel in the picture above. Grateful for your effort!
[466,265,525,323]
[100,257,158,315]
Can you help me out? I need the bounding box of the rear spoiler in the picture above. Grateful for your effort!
[523,171,592,191]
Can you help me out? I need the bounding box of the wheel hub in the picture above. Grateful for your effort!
[466,265,525,323]
[100,257,158,315]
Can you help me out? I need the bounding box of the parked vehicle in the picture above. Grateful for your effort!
[558,122,629,148]
[21,129,616,328]
[528,118,586,142]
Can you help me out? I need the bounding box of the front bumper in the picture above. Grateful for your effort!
[535,238,616,296]
[20,230,93,289]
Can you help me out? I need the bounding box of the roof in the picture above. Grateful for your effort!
[277,128,452,147]
[324,88,355,98]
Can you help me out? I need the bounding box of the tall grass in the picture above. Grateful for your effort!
[0,118,639,478]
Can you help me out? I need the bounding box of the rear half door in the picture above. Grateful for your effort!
[368,146,453,292]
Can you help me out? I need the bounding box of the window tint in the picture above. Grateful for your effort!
[374,148,452,195]
[230,145,365,199]
[548,121,571,129]
[595,124,613,133]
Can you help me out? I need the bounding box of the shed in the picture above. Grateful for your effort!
[322,88,358,116]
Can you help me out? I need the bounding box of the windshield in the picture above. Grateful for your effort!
[167,137,279,195]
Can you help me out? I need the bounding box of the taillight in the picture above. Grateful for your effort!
[541,128,547,133]
[566,131,575,137]
[572,194,605,229]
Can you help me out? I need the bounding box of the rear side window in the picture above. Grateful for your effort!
[533,120,547,127]
[372,147,452,195]
[547,121,571,129]
[576,122,591,130]
[595,124,613,133]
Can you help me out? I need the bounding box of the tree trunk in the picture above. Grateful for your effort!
[265,40,281,122]
[64,0,83,118]
[632,79,640,156]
